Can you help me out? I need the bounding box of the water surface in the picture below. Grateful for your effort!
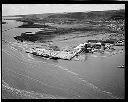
[2,17,125,99]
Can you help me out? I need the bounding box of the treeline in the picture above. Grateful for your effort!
[18,22,50,28]
[2,22,6,24]
[14,33,39,42]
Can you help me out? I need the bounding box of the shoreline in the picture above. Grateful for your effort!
[2,10,125,99]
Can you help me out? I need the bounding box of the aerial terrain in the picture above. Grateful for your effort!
[2,9,125,99]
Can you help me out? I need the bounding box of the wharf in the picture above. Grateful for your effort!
[25,43,86,60]
[25,41,109,60]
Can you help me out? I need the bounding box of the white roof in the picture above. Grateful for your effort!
[96,42,101,45]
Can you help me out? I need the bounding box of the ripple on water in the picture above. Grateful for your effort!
[2,80,61,99]
[3,43,123,99]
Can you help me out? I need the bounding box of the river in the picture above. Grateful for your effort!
[2,17,125,99]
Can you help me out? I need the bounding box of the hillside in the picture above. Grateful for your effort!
[43,9,125,22]
[15,9,125,23]
[13,9,125,43]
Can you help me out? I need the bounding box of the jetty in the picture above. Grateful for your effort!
[26,43,87,60]
[25,40,108,60]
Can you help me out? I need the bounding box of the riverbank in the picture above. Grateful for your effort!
[10,35,125,62]
[2,9,125,99]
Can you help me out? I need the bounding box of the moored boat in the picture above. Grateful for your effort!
[117,65,125,69]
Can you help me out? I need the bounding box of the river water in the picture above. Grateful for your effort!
[2,17,125,99]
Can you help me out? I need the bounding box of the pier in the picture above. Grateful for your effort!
[25,41,106,60]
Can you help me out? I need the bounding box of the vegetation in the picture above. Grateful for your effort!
[87,39,117,44]
[13,9,125,43]
[49,45,60,51]
[18,22,50,28]
[2,22,6,24]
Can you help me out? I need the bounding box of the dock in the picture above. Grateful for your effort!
[25,41,107,60]
[25,43,86,60]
